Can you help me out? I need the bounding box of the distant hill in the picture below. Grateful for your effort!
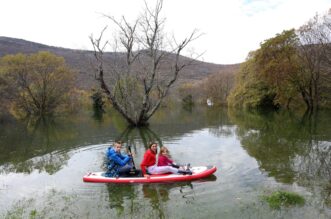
[0,36,240,89]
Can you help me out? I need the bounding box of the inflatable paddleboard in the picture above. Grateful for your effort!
[83,166,217,183]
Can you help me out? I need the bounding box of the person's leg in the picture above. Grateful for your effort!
[170,163,180,168]
[148,165,179,174]
[118,160,133,175]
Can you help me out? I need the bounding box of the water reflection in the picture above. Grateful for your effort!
[116,126,163,149]
[92,108,104,122]
[228,109,331,207]
[0,112,123,174]
[105,182,195,219]
[106,184,137,216]
[0,116,71,174]
[142,183,194,219]
[104,122,220,218]
[1,106,331,217]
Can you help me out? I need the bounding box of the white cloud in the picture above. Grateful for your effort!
[0,0,330,64]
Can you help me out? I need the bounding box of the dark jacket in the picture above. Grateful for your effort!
[106,147,131,177]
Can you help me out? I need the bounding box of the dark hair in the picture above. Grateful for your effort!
[148,142,157,149]
[115,140,123,145]
[148,142,157,153]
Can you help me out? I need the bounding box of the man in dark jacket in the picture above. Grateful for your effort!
[105,141,133,177]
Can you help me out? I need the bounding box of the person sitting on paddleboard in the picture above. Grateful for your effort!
[105,140,133,177]
[140,142,191,175]
[158,146,191,173]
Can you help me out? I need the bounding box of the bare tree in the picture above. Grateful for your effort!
[296,12,331,111]
[90,0,200,126]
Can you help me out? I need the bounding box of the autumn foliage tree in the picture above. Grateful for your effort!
[254,29,301,109]
[228,52,276,109]
[0,51,76,117]
[229,10,331,110]
[202,71,234,106]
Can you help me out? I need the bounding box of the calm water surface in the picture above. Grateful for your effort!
[0,107,330,218]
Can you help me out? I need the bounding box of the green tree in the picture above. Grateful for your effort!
[0,51,76,117]
[255,29,301,109]
[228,52,276,109]
[228,30,299,109]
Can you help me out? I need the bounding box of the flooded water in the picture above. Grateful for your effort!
[0,107,330,218]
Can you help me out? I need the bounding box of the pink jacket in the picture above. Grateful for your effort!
[157,154,174,166]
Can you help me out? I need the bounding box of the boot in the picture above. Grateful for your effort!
[178,170,193,175]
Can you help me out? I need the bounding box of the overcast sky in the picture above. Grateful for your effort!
[1,0,330,64]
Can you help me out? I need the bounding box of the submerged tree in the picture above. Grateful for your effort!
[90,0,200,126]
[0,51,76,117]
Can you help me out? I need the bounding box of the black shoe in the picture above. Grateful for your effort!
[178,170,192,175]
[178,170,186,175]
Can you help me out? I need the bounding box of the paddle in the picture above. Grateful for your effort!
[127,145,136,170]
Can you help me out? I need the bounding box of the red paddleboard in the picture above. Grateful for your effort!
[83,166,217,183]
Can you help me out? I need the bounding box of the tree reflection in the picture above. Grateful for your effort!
[142,183,194,218]
[0,116,70,174]
[0,106,233,175]
[106,184,138,217]
[104,127,199,218]
[142,184,168,218]
[0,109,126,175]
[115,126,163,155]
[228,109,331,206]
[92,108,104,122]
[105,182,195,218]
[206,107,234,137]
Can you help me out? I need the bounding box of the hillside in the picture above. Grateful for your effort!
[0,36,240,89]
